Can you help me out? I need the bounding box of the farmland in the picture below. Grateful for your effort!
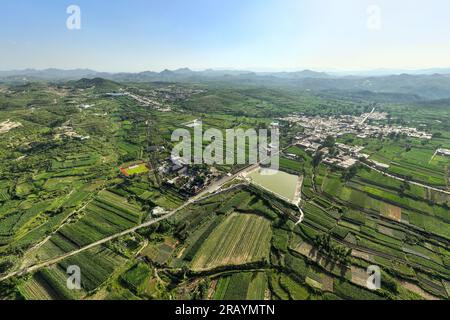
[19,246,127,300]
[0,77,449,302]
[26,190,143,262]
[190,213,272,271]
[213,272,267,300]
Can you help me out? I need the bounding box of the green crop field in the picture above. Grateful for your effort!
[191,213,272,271]
[0,69,449,302]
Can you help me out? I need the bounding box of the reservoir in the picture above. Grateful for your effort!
[247,168,300,202]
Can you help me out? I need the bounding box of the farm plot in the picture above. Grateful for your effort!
[380,203,402,222]
[60,246,127,294]
[213,272,267,300]
[36,190,143,258]
[279,274,310,300]
[191,213,272,271]
[19,266,83,300]
[0,188,10,202]
[141,237,177,265]
[120,263,153,294]
[334,279,384,300]
[51,154,99,170]
[22,246,126,300]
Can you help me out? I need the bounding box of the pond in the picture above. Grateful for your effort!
[247,168,300,202]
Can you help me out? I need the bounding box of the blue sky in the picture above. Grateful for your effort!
[1,0,450,72]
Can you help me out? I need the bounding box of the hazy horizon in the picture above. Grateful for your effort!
[2,66,450,76]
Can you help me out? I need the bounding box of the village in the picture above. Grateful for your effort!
[281,110,434,170]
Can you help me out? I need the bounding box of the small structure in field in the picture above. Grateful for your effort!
[436,148,450,157]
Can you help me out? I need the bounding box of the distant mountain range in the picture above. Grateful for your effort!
[2,67,450,80]
[2,67,450,100]
[329,68,450,77]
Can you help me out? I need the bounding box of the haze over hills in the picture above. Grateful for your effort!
[2,67,450,100]
[2,67,450,79]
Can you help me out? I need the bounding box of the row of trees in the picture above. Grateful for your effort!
[313,234,352,264]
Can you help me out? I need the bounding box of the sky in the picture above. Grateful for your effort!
[1,0,450,72]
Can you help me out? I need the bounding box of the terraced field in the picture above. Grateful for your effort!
[19,246,126,300]
[191,213,272,271]
[32,190,143,261]
[213,272,267,300]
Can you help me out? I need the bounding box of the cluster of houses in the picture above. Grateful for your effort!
[281,111,432,142]
[157,156,220,196]
[280,110,434,170]
[118,86,205,113]
[54,123,90,141]
[321,143,366,169]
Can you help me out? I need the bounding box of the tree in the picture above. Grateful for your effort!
[323,135,336,148]
[312,151,323,168]
[0,260,14,274]
[403,181,411,191]
[343,165,358,181]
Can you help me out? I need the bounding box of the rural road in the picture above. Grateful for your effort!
[0,141,298,282]
[359,107,376,125]
[361,162,450,196]
[0,148,287,283]
[0,176,234,283]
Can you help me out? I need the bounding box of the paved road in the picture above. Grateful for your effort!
[0,200,190,282]
[0,159,265,282]
[359,107,375,125]
[0,143,296,282]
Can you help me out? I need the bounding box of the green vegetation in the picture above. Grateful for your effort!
[0,78,449,301]
[191,213,272,271]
